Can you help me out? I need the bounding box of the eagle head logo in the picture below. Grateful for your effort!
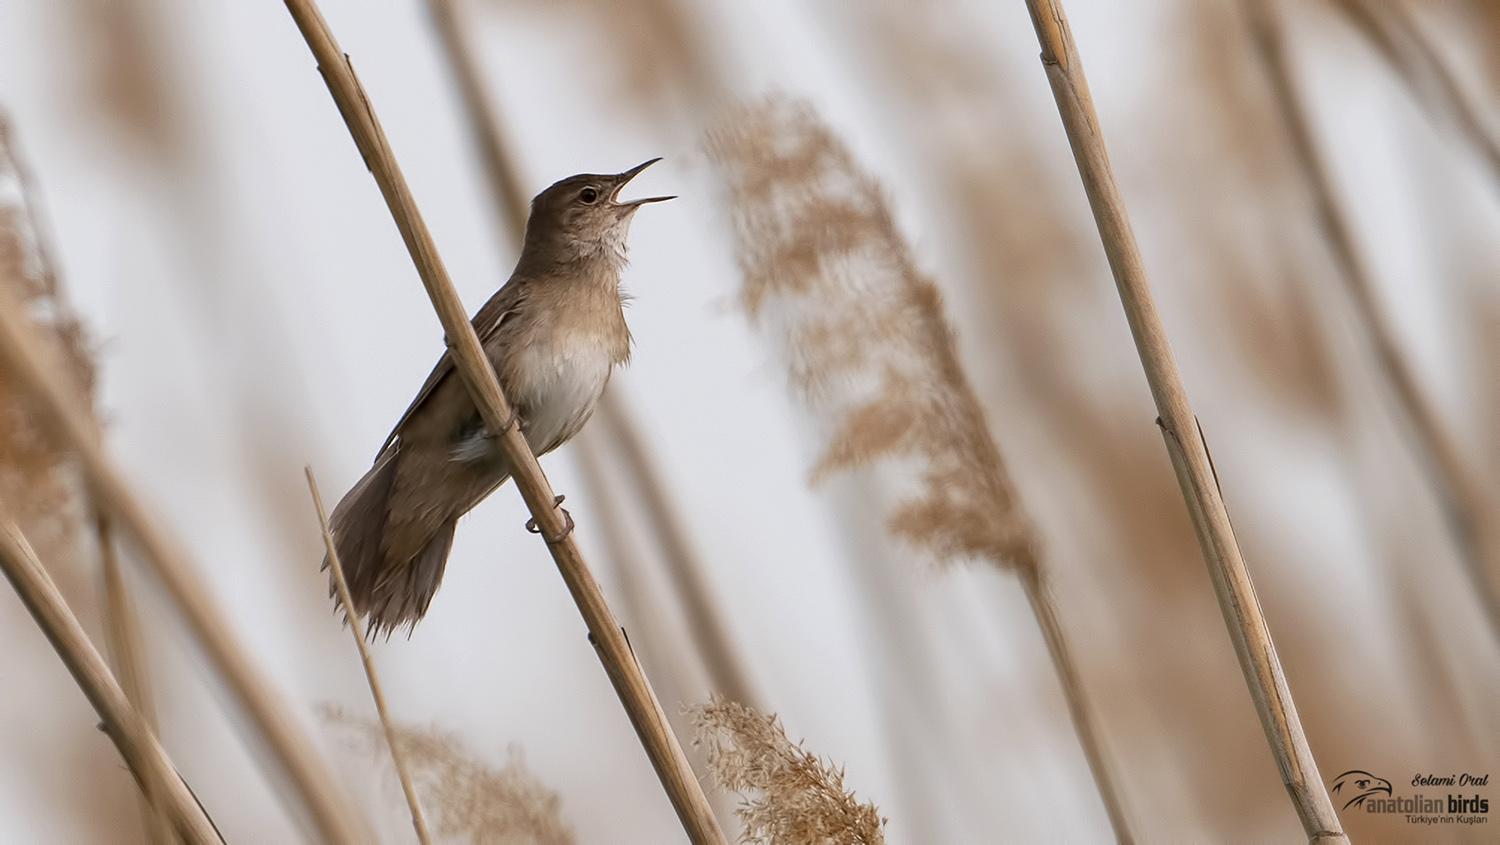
[1331,770,1393,810]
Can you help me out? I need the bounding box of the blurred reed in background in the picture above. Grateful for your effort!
[326,708,573,844]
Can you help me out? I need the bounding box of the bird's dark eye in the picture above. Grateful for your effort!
[579,186,600,204]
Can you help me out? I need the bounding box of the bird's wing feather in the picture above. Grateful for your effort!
[375,281,528,458]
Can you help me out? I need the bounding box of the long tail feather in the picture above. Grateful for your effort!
[327,449,399,620]
[369,518,456,637]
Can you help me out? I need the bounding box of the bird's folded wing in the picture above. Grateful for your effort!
[375,281,527,458]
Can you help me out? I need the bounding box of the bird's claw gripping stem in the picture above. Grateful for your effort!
[496,408,520,437]
[526,495,574,545]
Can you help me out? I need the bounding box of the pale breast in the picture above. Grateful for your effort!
[506,331,617,456]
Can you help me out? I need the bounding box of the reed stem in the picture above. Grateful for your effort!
[1242,0,1500,642]
[281,2,725,840]
[1021,3,1347,840]
[305,468,432,845]
[98,512,179,845]
[0,517,221,845]
[1016,567,1134,843]
[0,256,372,844]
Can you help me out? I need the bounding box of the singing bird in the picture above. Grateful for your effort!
[328,159,673,635]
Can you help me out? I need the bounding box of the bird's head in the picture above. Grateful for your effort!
[521,158,674,268]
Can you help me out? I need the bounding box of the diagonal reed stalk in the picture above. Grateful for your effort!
[280,2,725,841]
[98,512,178,845]
[0,516,221,845]
[426,0,758,710]
[1020,3,1347,841]
[1333,0,1500,185]
[1016,568,1132,842]
[0,232,372,843]
[305,468,432,845]
[1241,0,1500,642]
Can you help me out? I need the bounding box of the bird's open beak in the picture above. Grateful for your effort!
[611,158,676,207]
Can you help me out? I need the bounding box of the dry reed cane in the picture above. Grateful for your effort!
[425,0,758,710]
[0,517,221,845]
[1017,569,1133,842]
[279,2,724,840]
[1020,3,1347,841]
[305,468,432,845]
[98,512,179,845]
[0,265,372,842]
[1243,0,1500,642]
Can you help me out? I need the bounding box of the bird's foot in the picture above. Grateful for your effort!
[497,407,520,437]
[525,495,575,545]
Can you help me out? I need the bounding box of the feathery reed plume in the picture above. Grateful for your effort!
[1332,0,1500,183]
[306,468,432,845]
[1020,3,1347,841]
[0,115,95,557]
[3,111,178,842]
[706,95,1134,842]
[709,99,1034,569]
[280,2,723,840]
[1241,0,1500,642]
[325,708,574,844]
[0,160,373,843]
[427,0,758,711]
[691,698,884,845]
[0,517,221,844]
